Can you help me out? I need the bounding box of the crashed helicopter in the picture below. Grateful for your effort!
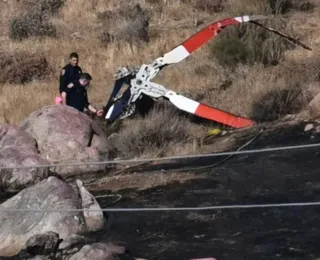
[103,15,311,129]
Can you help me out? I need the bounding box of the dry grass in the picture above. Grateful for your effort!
[106,103,208,159]
[89,171,206,191]
[0,0,320,157]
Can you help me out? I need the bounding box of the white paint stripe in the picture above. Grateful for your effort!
[162,45,190,64]
[105,105,114,119]
[165,91,199,114]
[235,15,250,23]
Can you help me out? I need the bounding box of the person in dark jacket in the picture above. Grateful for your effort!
[59,52,82,94]
[61,73,104,116]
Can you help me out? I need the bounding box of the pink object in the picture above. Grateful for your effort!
[55,96,62,104]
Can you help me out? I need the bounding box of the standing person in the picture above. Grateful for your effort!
[61,73,104,116]
[59,52,82,93]
[55,52,82,104]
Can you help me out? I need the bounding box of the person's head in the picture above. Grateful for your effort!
[69,52,79,67]
[79,73,92,87]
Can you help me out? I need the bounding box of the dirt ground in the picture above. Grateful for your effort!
[87,120,320,260]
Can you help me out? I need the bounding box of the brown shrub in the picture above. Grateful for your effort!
[17,0,65,15]
[9,12,57,41]
[107,102,207,159]
[251,87,304,122]
[249,57,320,122]
[267,0,316,13]
[99,3,150,46]
[210,17,294,68]
[9,0,65,41]
[182,0,226,13]
[0,51,51,84]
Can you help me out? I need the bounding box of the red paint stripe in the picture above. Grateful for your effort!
[182,18,240,54]
[195,103,255,128]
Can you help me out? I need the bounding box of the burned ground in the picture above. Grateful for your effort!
[67,119,320,259]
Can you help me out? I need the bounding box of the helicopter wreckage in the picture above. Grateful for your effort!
[103,15,311,128]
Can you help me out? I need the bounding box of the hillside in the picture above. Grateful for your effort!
[2,1,320,259]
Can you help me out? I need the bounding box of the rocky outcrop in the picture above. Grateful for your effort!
[0,176,105,257]
[0,125,51,191]
[20,105,109,175]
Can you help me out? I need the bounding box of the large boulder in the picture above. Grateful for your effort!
[20,105,110,175]
[0,176,105,257]
[0,125,51,191]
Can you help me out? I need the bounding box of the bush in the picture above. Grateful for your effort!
[209,0,316,68]
[267,0,315,13]
[107,103,200,159]
[40,0,66,16]
[10,12,57,41]
[180,0,226,13]
[99,3,150,46]
[249,60,319,122]
[210,19,294,68]
[0,51,51,84]
[251,87,303,122]
[18,0,65,15]
[9,0,65,41]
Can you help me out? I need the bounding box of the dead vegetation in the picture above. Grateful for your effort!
[9,0,65,41]
[107,103,208,159]
[89,171,205,191]
[98,3,150,46]
[0,0,320,158]
[0,51,51,84]
[210,19,293,68]
[181,0,226,13]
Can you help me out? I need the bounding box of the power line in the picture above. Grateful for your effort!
[1,201,320,212]
[0,141,320,170]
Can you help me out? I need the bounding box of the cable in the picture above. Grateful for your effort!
[94,194,123,206]
[173,128,265,172]
[1,201,320,212]
[1,141,320,170]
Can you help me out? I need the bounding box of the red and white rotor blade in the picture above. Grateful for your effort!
[160,15,268,65]
[165,91,255,128]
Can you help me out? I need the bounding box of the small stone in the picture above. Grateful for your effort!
[64,247,79,255]
[221,130,228,136]
[304,124,314,131]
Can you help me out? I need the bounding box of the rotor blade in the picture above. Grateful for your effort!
[103,78,125,114]
[157,15,268,66]
[164,91,256,128]
[250,20,312,51]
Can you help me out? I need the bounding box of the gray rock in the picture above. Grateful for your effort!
[309,91,320,114]
[0,125,51,191]
[29,256,50,260]
[20,105,110,175]
[0,176,104,257]
[58,234,87,250]
[76,179,105,232]
[304,123,314,131]
[68,243,126,260]
[25,231,61,256]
